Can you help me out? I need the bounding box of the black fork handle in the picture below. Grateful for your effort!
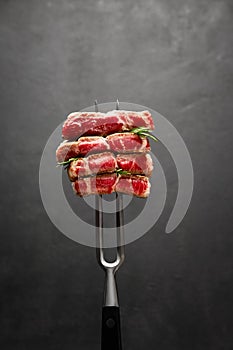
[101,306,122,350]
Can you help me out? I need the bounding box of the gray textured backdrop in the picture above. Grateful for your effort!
[0,0,233,349]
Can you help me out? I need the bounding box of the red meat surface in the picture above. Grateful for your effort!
[68,152,116,180]
[72,173,117,196]
[56,137,109,163]
[62,110,154,140]
[72,174,150,197]
[116,153,153,177]
[56,133,150,162]
[116,175,150,198]
[106,133,150,153]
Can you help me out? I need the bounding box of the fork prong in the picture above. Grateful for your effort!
[95,100,104,263]
[96,195,105,266]
[95,99,124,270]
[116,193,125,267]
[95,100,98,112]
[115,100,125,266]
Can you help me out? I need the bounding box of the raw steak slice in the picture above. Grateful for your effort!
[56,133,150,163]
[68,152,116,180]
[62,110,154,140]
[72,173,117,196]
[116,175,150,198]
[72,174,150,197]
[116,153,153,177]
[56,137,109,163]
[106,133,150,153]
[77,136,109,156]
[56,141,80,163]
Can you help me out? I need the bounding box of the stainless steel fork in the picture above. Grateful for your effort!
[95,100,125,350]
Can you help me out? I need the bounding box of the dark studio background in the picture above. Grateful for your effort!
[0,0,233,349]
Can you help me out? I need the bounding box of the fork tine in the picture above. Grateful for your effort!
[95,99,124,269]
[94,99,103,262]
[96,195,104,266]
[116,193,125,267]
[115,99,125,265]
[95,99,98,113]
[95,100,124,347]
[116,99,120,110]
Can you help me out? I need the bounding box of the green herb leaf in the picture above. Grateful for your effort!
[57,157,78,166]
[116,168,131,175]
[130,127,158,142]
[131,127,151,133]
[138,132,158,142]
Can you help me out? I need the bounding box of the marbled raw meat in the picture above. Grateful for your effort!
[68,152,116,180]
[116,153,153,177]
[72,174,151,198]
[56,133,150,162]
[62,110,154,140]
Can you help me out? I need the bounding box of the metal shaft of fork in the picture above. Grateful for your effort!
[95,100,125,307]
[96,194,125,306]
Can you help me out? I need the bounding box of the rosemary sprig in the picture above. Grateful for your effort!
[130,127,158,142]
[116,168,131,175]
[57,157,78,166]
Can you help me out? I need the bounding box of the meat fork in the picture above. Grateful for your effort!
[95,100,125,350]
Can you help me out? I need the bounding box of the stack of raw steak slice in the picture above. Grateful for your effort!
[56,110,155,198]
